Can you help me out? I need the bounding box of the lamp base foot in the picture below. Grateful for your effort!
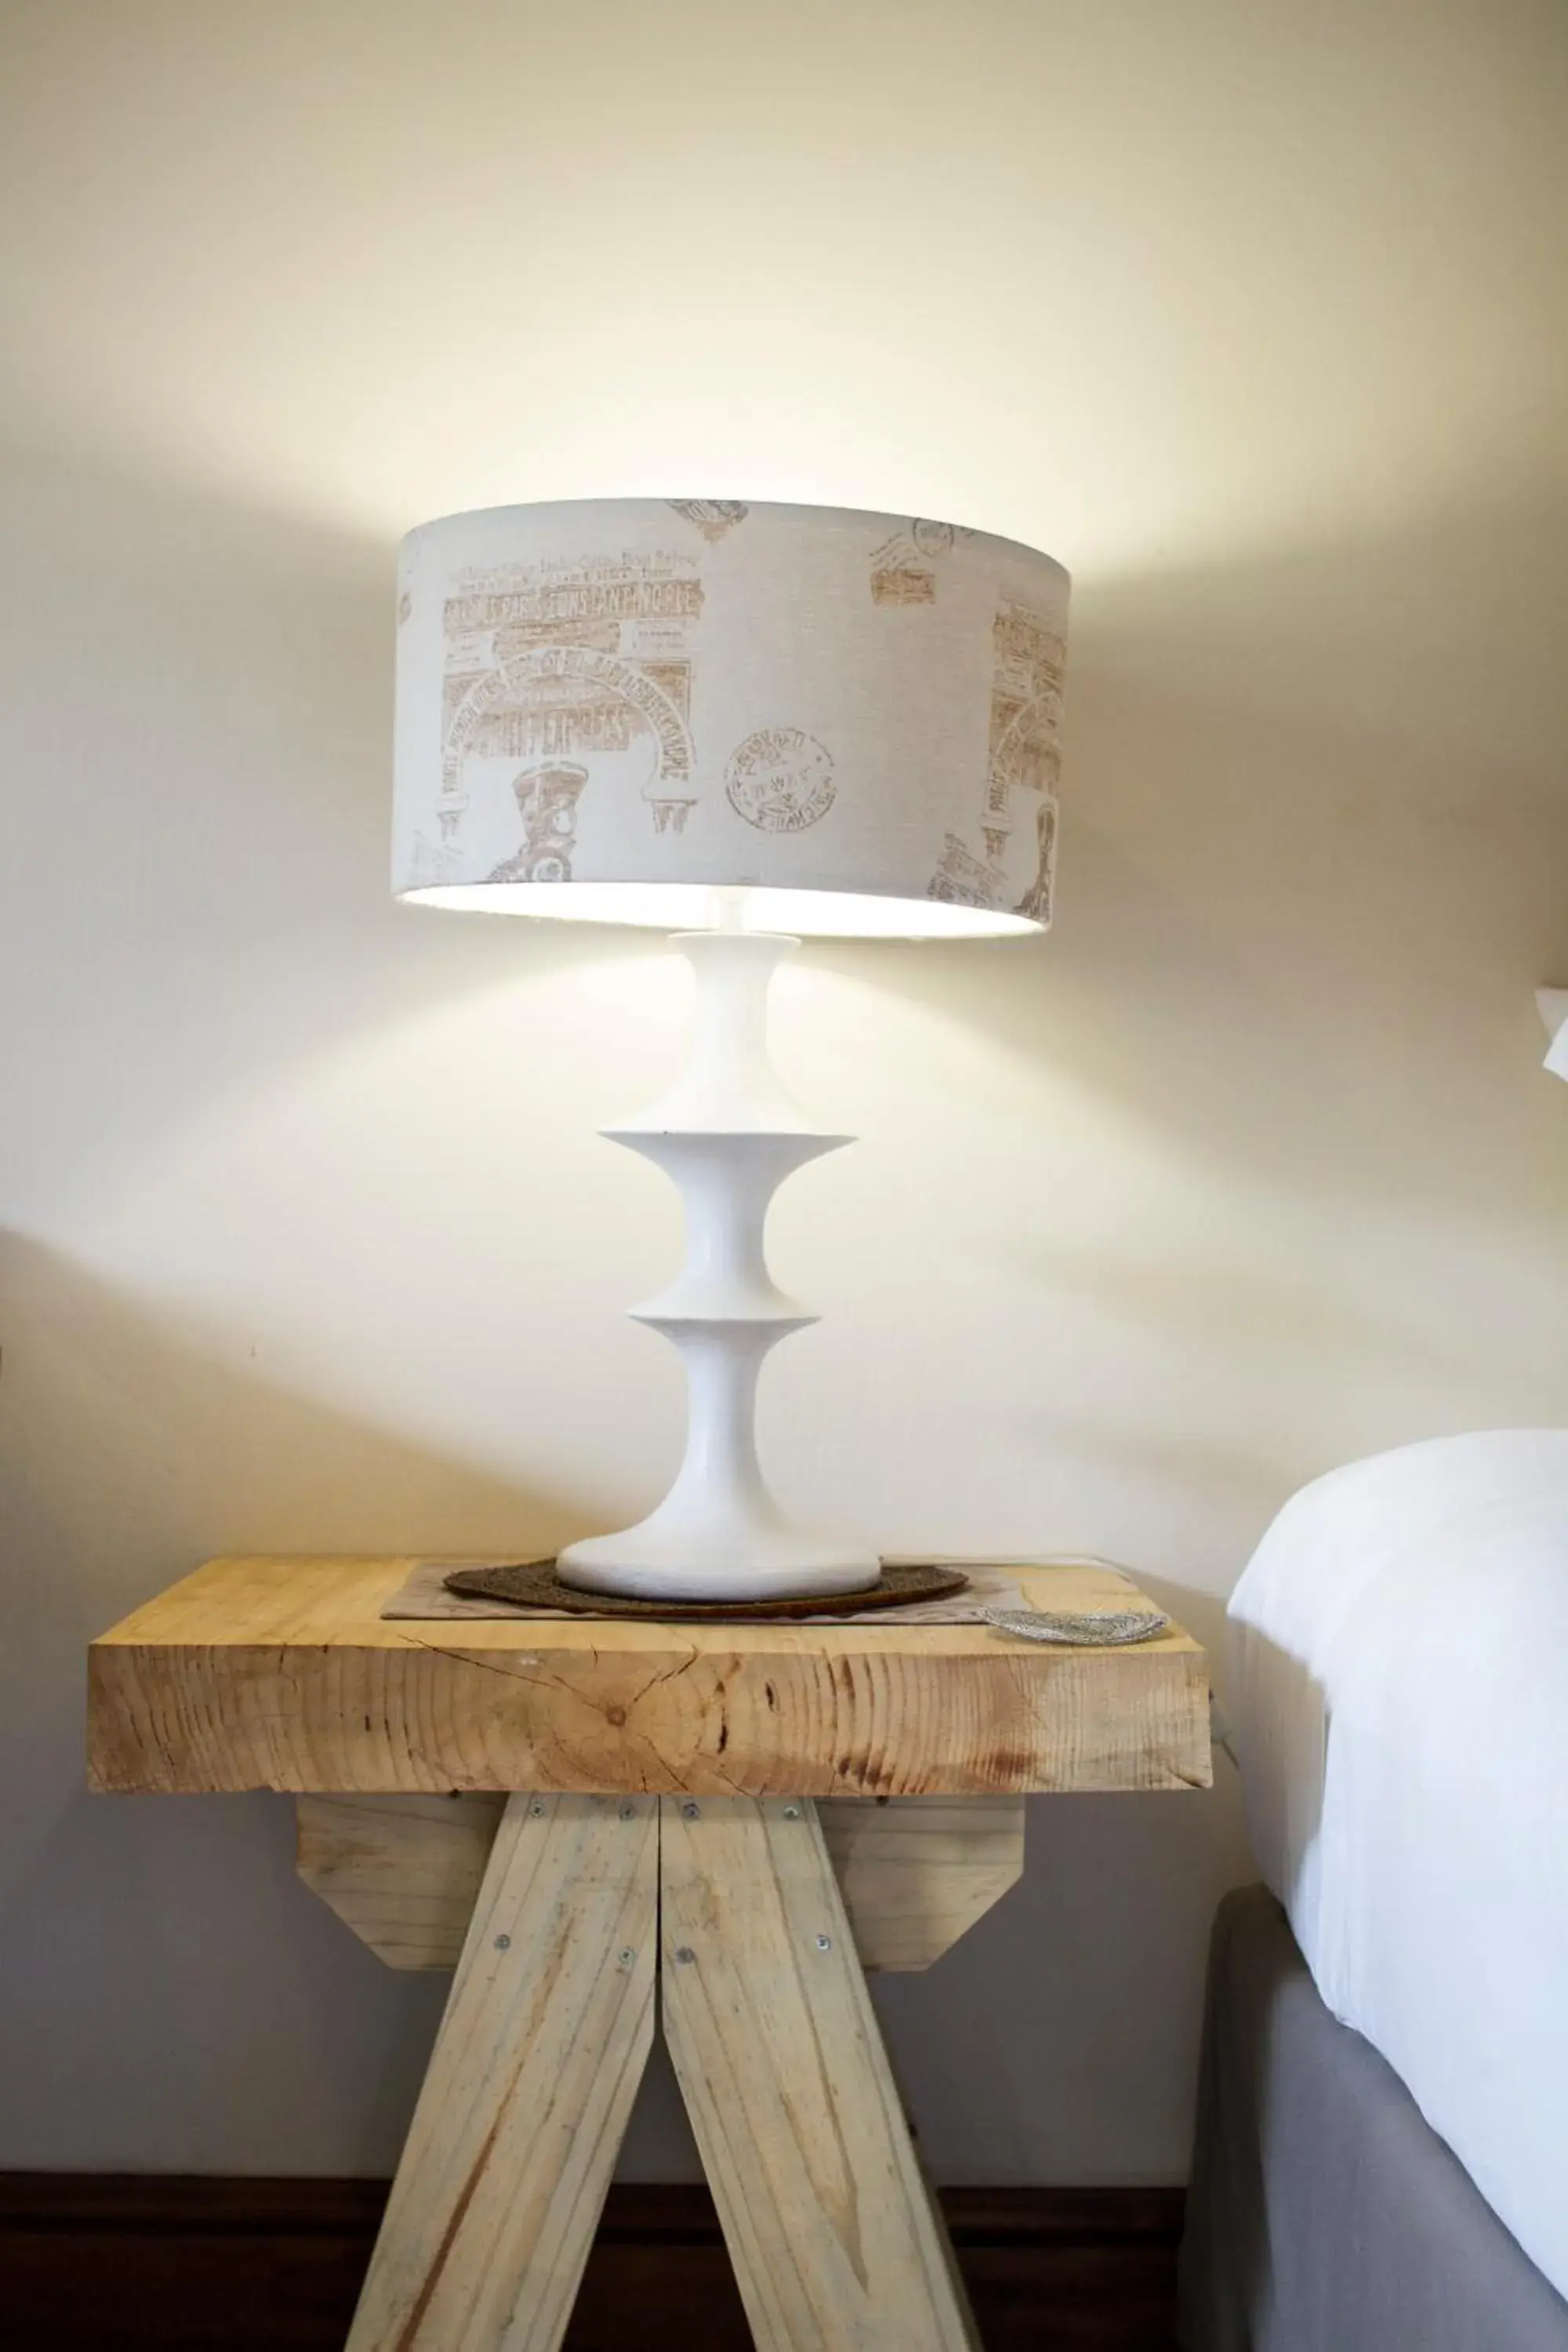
[556,1525,881,1605]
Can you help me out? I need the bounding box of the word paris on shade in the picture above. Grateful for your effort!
[394,498,1070,1602]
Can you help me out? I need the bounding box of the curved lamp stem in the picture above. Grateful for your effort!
[556,931,880,1602]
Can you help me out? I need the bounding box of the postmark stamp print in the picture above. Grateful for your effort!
[725,727,837,833]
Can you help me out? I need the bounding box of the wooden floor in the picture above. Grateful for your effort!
[0,2175,1182,2350]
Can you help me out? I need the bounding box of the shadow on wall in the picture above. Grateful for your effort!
[0,435,655,1197]
[855,477,1568,1227]
[800,479,1568,1552]
[0,1230,578,2174]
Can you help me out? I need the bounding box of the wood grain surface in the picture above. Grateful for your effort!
[344,1792,656,2352]
[818,1794,1026,1970]
[89,1557,1210,1798]
[659,1795,980,2351]
[296,1792,507,1971]
[295,1791,1026,1973]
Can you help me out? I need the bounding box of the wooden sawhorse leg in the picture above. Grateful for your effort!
[346,1792,659,2352]
[660,1796,978,2352]
[344,1794,979,2352]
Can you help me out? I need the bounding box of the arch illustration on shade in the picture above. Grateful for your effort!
[928,596,1065,920]
[982,691,1063,873]
[437,644,700,840]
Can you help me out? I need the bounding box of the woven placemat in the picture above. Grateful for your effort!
[441,1558,969,1621]
[382,1559,1034,1624]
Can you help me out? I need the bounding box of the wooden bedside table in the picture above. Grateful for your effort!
[89,1555,1210,2352]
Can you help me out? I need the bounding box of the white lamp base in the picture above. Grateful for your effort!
[556,927,880,1604]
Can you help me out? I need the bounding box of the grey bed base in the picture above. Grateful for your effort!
[1178,1884,1568,2352]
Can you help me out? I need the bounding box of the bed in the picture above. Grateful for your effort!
[1178,1430,1568,2351]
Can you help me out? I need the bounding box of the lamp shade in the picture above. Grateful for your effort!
[394,498,1069,938]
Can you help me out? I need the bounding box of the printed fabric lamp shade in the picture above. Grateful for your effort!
[393,498,1070,937]
[392,497,1071,1602]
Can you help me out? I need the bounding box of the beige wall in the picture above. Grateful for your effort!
[1,0,1565,2183]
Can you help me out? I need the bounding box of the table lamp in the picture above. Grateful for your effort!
[394,499,1069,1602]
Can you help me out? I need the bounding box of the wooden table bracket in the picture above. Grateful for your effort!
[295,1788,1028,1976]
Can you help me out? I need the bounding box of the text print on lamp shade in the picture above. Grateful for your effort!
[393,498,1071,1603]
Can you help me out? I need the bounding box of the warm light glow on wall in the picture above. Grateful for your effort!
[3,3,1560,573]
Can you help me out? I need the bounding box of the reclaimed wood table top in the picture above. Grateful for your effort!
[87,1555,1210,1798]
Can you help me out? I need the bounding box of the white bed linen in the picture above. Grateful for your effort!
[1229,1430,1568,2301]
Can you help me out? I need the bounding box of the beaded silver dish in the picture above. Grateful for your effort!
[984,1606,1170,1647]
